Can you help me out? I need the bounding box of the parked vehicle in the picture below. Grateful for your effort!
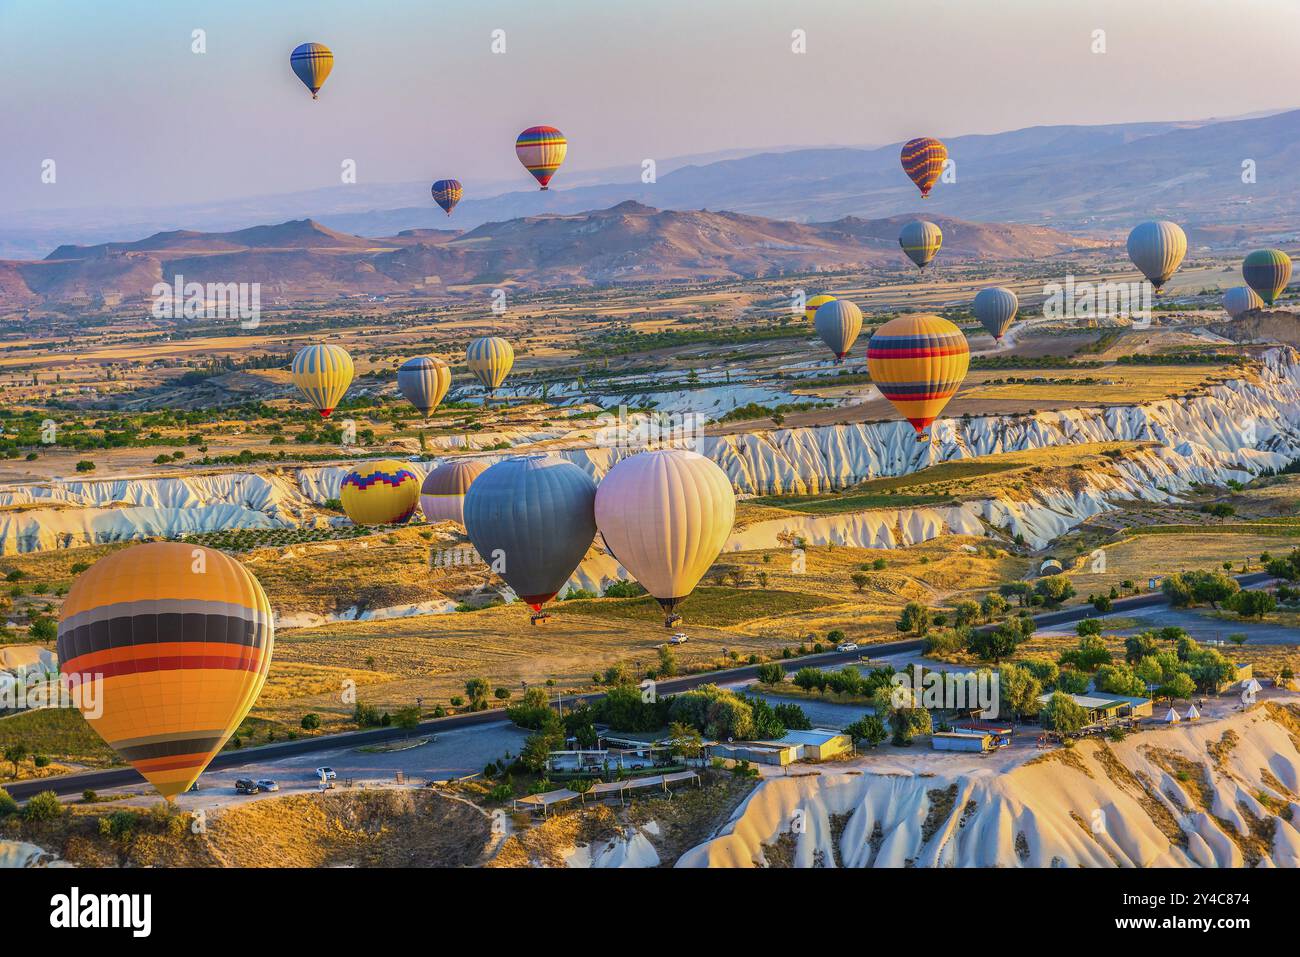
[255,779,279,792]
[836,642,859,652]
[315,767,337,780]
[234,779,259,795]
[669,633,689,645]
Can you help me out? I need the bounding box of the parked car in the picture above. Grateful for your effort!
[255,779,279,792]
[669,633,689,645]
[314,767,337,780]
[836,642,859,652]
[234,779,259,795]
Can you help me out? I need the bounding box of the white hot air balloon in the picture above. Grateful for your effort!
[594,448,735,627]
[1126,220,1187,292]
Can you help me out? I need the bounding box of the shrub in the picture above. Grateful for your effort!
[0,788,17,818]
[300,713,321,731]
[23,790,63,822]
[756,662,785,685]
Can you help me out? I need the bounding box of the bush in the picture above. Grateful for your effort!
[0,788,17,818]
[756,662,785,685]
[1041,692,1089,734]
[23,790,63,822]
[75,460,95,472]
[845,714,888,747]
[300,713,321,731]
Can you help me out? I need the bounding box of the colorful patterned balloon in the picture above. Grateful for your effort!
[803,294,836,323]
[340,460,420,525]
[290,42,333,99]
[516,126,567,189]
[58,543,273,799]
[867,314,970,436]
[431,179,463,216]
[900,137,947,198]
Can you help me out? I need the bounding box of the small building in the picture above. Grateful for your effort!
[1037,691,1152,723]
[933,731,992,753]
[1038,558,1064,576]
[757,728,853,762]
[952,721,1014,747]
[710,741,799,767]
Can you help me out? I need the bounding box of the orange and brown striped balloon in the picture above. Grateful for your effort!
[900,137,947,198]
[57,543,274,799]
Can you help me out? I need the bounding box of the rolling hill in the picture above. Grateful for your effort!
[0,203,1103,310]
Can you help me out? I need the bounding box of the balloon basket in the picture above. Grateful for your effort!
[530,612,551,626]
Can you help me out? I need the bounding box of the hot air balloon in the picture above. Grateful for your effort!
[516,126,567,189]
[291,344,353,418]
[899,220,943,270]
[431,179,463,216]
[1223,285,1264,319]
[814,299,863,363]
[594,449,735,628]
[972,287,1019,341]
[1126,221,1187,292]
[340,460,420,525]
[57,543,273,799]
[1242,249,1292,306]
[466,336,514,397]
[290,42,333,99]
[900,137,947,198]
[420,459,489,527]
[803,294,837,323]
[463,455,597,621]
[397,355,451,416]
[866,314,970,440]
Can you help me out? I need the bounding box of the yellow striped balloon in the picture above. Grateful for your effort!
[867,314,970,437]
[290,42,333,99]
[291,344,354,418]
[899,220,943,270]
[515,126,567,189]
[340,460,421,525]
[803,294,837,322]
[466,336,514,394]
[58,543,274,799]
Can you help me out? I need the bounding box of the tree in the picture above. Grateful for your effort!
[850,572,869,593]
[1227,590,1275,620]
[953,600,982,628]
[845,714,887,748]
[75,460,95,472]
[1034,575,1076,607]
[464,677,490,709]
[4,743,28,778]
[888,707,931,746]
[774,702,812,731]
[27,615,56,642]
[999,582,1032,607]
[393,706,421,730]
[1124,633,1158,664]
[981,592,1010,621]
[1060,636,1112,671]
[1055,669,1091,694]
[669,685,755,740]
[1161,574,1195,608]
[896,601,930,636]
[22,790,63,822]
[996,663,1042,719]
[657,645,678,677]
[968,624,1018,663]
[520,715,565,772]
[666,722,704,761]
[300,713,321,731]
[1094,663,1147,697]
[1157,672,1196,705]
[1076,618,1103,637]
[1187,570,1239,609]
[756,662,785,685]
[1041,691,1089,734]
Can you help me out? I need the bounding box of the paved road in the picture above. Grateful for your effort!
[7,571,1277,801]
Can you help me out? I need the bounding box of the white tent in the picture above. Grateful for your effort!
[1164,707,1181,724]
[1185,704,1201,720]
[1243,678,1263,695]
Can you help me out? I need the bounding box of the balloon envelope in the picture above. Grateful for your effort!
[466,336,514,393]
[1126,221,1186,290]
[431,179,463,216]
[900,137,947,198]
[463,455,597,610]
[516,126,567,189]
[290,42,333,98]
[867,314,970,434]
[341,460,420,525]
[1242,248,1292,305]
[58,543,273,799]
[420,459,489,527]
[972,287,1019,340]
[814,299,863,361]
[1223,285,1264,319]
[899,220,943,269]
[397,355,451,416]
[594,449,735,620]
[291,344,353,418]
[803,294,836,323]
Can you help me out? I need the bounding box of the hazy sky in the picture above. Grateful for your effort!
[2,0,1297,213]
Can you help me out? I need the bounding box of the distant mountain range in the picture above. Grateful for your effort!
[0,203,1103,310]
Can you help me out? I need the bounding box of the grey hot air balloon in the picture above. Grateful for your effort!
[463,455,597,618]
[899,219,943,270]
[397,356,451,416]
[1126,221,1186,291]
[814,298,863,363]
[1223,285,1264,319]
[972,287,1019,341]
[594,448,735,627]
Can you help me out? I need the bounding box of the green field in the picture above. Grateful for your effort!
[557,587,835,627]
